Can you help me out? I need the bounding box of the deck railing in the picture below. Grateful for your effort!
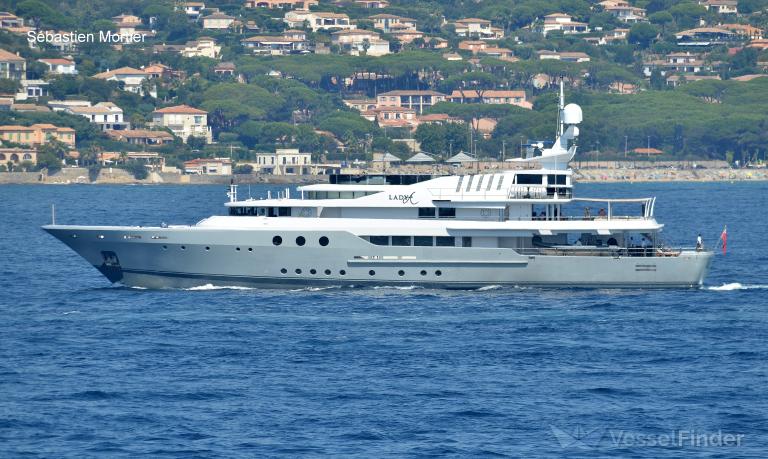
[513,246,688,258]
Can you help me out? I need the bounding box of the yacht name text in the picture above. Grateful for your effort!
[28,31,147,45]
[388,192,419,205]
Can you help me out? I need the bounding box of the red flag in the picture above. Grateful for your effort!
[719,226,727,255]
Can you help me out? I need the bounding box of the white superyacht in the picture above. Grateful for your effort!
[44,89,712,289]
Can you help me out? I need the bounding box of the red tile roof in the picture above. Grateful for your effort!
[153,104,207,115]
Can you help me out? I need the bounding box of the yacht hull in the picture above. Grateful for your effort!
[43,225,713,290]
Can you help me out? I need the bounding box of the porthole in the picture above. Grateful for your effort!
[235,247,241,251]
[339,270,346,275]
[369,270,375,276]
[280,268,287,274]
[295,268,302,274]
[310,269,317,275]
[319,236,329,246]
[181,245,186,250]
[162,245,167,250]
[435,270,442,276]
[272,236,282,246]
[398,270,405,276]
[296,236,306,246]
[420,270,427,276]
[324,269,331,275]
[248,248,253,252]
[205,246,210,251]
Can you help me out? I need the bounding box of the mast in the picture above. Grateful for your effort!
[557,80,565,137]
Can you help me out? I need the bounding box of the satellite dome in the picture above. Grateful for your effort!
[563,103,582,124]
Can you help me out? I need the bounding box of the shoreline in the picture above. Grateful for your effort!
[0,166,766,185]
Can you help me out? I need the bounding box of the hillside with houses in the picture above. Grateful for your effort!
[0,0,767,178]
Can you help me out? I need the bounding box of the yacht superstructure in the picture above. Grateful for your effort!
[43,87,712,289]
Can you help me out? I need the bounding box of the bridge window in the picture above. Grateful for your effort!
[462,237,472,247]
[418,208,436,218]
[414,236,433,246]
[391,236,411,246]
[369,236,388,246]
[438,208,456,218]
[517,174,543,185]
[436,236,455,247]
[547,174,567,185]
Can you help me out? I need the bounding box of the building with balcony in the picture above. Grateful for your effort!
[244,0,317,8]
[447,90,531,109]
[241,33,308,55]
[0,124,75,148]
[202,12,238,30]
[93,67,150,95]
[38,58,77,75]
[66,102,129,131]
[184,158,232,175]
[675,27,736,46]
[112,13,145,40]
[369,14,416,33]
[376,90,447,114]
[152,105,212,144]
[604,4,647,23]
[17,80,49,100]
[362,106,418,129]
[181,2,205,19]
[0,48,25,80]
[453,18,504,39]
[537,50,591,62]
[537,13,589,36]
[332,30,390,56]
[106,129,175,145]
[284,10,355,31]
[700,0,738,14]
[252,148,312,175]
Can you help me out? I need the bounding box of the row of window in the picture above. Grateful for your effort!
[418,207,456,218]
[229,207,291,217]
[364,236,471,247]
[306,191,379,200]
[279,268,443,277]
[273,235,329,247]
[163,235,330,250]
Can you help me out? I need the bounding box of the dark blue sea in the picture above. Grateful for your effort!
[1,182,766,458]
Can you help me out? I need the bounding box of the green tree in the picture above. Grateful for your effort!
[628,23,658,49]
[668,3,707,29]
[35,149,62,173]
[124,160,148,180]
[648,11,674,34]
[0,78,20,93]
[650,68,666,90]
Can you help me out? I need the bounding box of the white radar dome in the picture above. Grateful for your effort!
[563,103,582,124]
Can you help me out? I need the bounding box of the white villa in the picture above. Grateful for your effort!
[66,102,130,131]
[152,105,212,144]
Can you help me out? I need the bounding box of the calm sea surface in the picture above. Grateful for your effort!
[1,182,767,458]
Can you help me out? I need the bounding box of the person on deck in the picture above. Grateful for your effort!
[696,234,703,251]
